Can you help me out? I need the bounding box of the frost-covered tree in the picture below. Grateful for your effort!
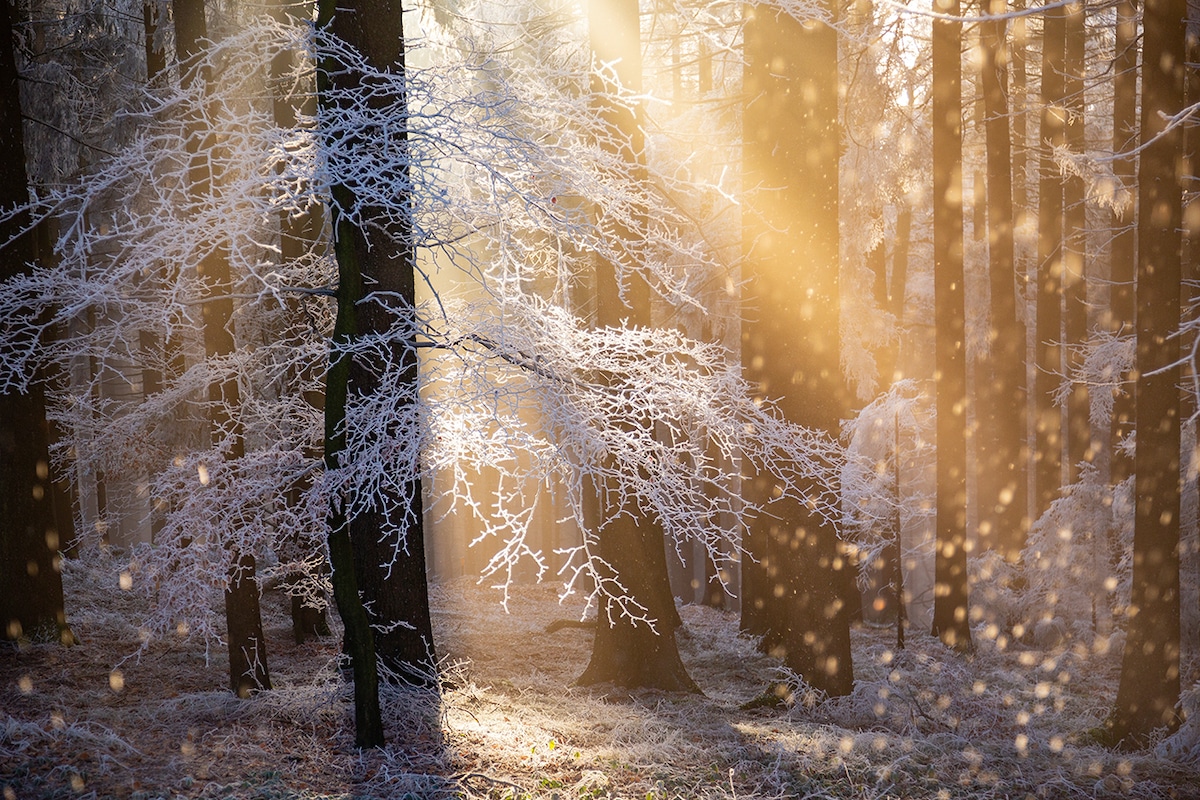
[574,0,695,692]
[978,0,1028,561]
[171,0,272,700]
[0,0,846,726]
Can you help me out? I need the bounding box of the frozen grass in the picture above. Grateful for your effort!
[2,552,1198,799]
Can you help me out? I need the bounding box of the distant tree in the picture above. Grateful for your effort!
[1105,0,1186,747]
[741,0,854,695]
[171,0,271,699]
[978,0,1028,561]
[1034,0,1066,518]
[270,0,330,645]
[1108,0,1138,485]
[0,0,72,646]
[929,0,971,652]
[1062,0,1090,485]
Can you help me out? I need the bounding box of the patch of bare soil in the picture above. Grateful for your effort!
[3,553,1199,799]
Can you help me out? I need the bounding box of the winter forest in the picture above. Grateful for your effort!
[1,0,1199,797]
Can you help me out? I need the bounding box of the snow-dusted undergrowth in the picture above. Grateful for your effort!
[2,552,1198,799]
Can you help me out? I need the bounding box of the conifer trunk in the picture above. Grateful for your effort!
[1034,1,1066,518]
[740,1,854,694]
[0,0,72,644]
[979,0,1028,561]
[930,0,972,652]
[1108,0,1138,485]
[1106,0,1186,747]
[1063,1,1090,484]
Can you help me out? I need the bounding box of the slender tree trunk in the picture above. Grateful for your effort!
[317,0,437,689]
[143,1,166,84]
[1105,0,1186,748]
[930,0,972,652]
[1109,0,1138,485]
[740,1,854,695]
[0,0,72,644]
[270,0,330,645]
[171,0,271,698]
[576,0,694,691]
[1034,1,1066,519]
[980,0,1028,561]
[1011,0,1029,215]
[1063,0,1090,483]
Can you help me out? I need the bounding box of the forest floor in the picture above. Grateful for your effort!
[2,553,1200,799]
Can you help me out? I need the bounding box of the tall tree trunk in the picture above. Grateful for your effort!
[740,1,854,695]
[1105,0,1186,748]
[979,0,1028,561]
[1034,1,1066,519]
[1108,0,1138,485]
[317,0,437,690]
[930,0,972,652]
[171,0,271,699]
[321,216,383,746]
[1063,0,1090,483]
[576,0,695,692]
[0,0,73,645]
[1010,1,1029,215]
[270,0,330,645]
[143,1,166,84]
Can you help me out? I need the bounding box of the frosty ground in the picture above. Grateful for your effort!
[2,553,1198,799]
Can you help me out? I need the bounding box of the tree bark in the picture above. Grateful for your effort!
[0,0,72,644]
[930,0,972,652]
[270,0,330,646]
[1034,0,1066,518]
[322,189,384,746]
[1108,0,1138,485]
[1105,0,1186,747]
[740,2,854,695]
[979,0,1028,561]
[576,0,694,691]
[317,0,437,694]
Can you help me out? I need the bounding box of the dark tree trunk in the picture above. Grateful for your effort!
[576,0,693,691]
[321,187,383,746]
[32,218,79,558]
[1011,0,1029,214]
[930,0,972,652]
[1108,0,1138,485]
[0,0,72,644]
[979,0,1028,561]
[317,0,437,695]
[1034,1,1066,519]
[577,481,698,692]
[740,2,853,695]
[271,0,330,646]
[171,0,271,699]
[1105,0,1186,747]
[143,1,166,84]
